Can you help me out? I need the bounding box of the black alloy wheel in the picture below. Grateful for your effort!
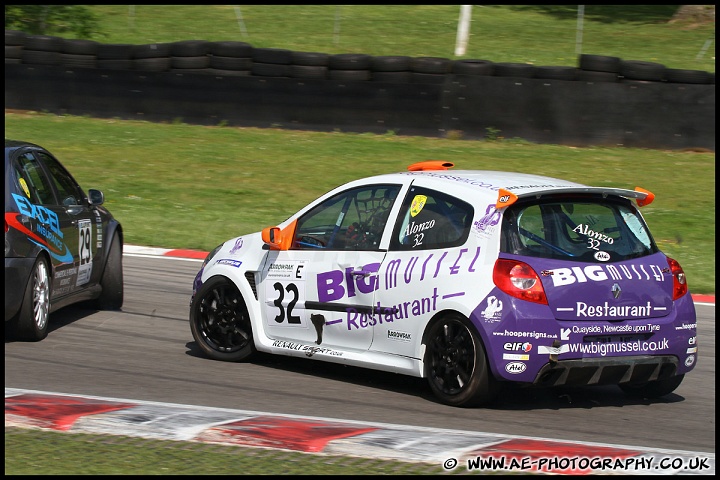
[425,314,497,407]
[190,276,255,362]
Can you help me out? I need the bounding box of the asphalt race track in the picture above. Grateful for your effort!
[5,248,716,474]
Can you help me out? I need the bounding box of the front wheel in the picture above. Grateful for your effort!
[619,374,684,399]
[94,231,123,310]
[12,256,51,341]
[190,276,256,362]
[424,314,498,407]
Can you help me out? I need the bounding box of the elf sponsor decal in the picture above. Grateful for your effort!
[543,263,667,287]
[504,342,533,352]
[555,301,665,319]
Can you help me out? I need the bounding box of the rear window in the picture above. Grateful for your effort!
[500,197,658,262]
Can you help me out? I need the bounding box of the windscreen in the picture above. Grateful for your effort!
[500,196,658,263]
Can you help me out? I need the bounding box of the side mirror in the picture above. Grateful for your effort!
[261,220,298,251]
[88,189,105,206]
[262,226,282,250]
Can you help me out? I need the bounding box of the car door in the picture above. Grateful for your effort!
[372,185,476,358]
[260,184,401,353]
[13,149,97,298]
[35,150,99,291]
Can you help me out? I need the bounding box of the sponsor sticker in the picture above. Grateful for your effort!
[409,195,427,217]
[503,354,529,361]
[215,258,243,268]
[505,362,526,374]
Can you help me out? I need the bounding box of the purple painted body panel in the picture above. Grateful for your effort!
[472,251,697,383]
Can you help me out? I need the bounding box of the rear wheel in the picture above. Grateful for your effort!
[190,276,256,362]
[619,374,684,399]
[13,256,51,341]
[424,314,498,407]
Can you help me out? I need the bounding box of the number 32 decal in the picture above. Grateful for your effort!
[272,281,301,324]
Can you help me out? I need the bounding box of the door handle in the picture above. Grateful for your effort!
[350,269,373,277]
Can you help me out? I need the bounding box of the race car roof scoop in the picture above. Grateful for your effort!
[407,161,455,171]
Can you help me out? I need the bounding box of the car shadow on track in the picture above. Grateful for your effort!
[184,340,685,411]
[5,305,101,343]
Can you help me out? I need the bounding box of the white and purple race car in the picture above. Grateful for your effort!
[189,161,697,407]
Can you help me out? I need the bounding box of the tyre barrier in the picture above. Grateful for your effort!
[4,31,715,151]
[4,31,714,86]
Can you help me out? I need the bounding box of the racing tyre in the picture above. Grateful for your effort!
[94,231,124,310]
[13,256,51,341]
[619,374,684,399]
[190,276,256,362]
[424,314,498,407]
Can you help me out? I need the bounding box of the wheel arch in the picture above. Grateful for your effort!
[419,308,491,378]
[99,220,123,276]
[198,270,264,344]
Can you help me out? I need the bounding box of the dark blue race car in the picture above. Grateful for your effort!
[5,140,124,341]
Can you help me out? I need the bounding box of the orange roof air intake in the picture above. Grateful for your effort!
[407,161,455,171]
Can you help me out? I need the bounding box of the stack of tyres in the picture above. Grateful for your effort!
[328,53,372,82]
[133,43,171,72]
[208,41,253,77]
[5,29,27,64]
[60,38,98,69]
[170,40,211,74]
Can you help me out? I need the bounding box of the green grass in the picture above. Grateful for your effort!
[51,5,716,73]
[4,111,715,295]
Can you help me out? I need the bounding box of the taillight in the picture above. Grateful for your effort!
[493,259,548,305]
[667,256,688,300]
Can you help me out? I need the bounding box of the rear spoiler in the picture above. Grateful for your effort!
[496,186,655,209]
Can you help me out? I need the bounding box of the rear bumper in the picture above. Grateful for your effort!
[5,257,33,321]
[532,354,679,387]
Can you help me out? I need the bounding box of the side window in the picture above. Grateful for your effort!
[390,187,473,251]
[293,184,400,251]
[15,153,56,205]
[36,152,84,206]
